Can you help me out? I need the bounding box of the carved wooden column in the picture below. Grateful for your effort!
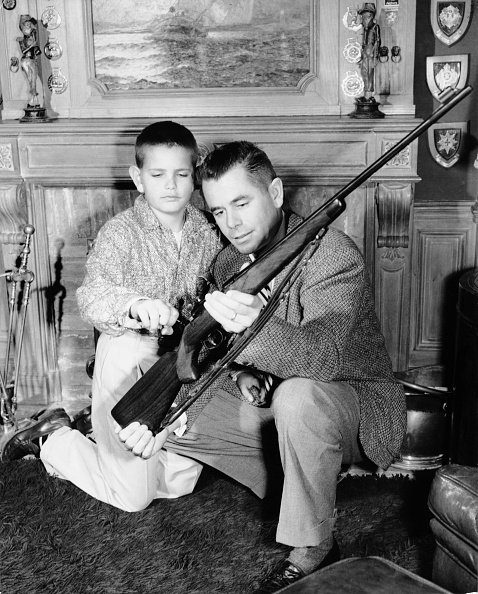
[375,181,413,371]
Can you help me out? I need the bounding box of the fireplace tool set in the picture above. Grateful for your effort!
[1,224,35,430]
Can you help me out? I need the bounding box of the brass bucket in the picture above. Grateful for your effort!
[392,366,451,471]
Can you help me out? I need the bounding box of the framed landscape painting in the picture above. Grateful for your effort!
[91,0,310,91]
[63,0,340,117]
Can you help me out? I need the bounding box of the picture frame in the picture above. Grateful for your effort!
[61,0,340,118]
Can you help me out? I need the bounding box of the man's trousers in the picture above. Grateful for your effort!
[166,377,362,547]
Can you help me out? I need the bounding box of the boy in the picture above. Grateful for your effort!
[1,121,223,512]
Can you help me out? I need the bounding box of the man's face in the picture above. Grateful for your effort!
[203,165,283,254]
[129,144,194,220]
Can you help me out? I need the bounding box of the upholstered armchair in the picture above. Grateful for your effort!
[428,464,478,593]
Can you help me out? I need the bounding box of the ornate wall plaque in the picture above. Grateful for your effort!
[427,121,468,168]
[47,67,68,94]
[342,71,364,97]
[41,6,61,30]
[426,54,469,100]
[430,0,472,46]
[342,7,362,31]
[343,38,362,63]
[44,38,63,60]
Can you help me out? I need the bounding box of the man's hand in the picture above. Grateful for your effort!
[129,299,178,335]
[115,417,183,460]
[203,290,263,333]
[236,371,268,406]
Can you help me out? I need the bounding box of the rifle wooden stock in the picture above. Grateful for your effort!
[111,85,472,432]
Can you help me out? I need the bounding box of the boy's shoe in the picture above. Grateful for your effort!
[0,408,71,462]
[71,405,92,436]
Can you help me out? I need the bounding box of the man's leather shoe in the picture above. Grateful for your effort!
[0,408,71,462]
[253,539,340,593]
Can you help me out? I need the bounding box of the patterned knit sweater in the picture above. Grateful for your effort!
[177,214,406,470]
[77,196,223,335]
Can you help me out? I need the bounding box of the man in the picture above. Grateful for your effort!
[119,140,406,592]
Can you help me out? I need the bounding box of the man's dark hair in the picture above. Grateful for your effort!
[198,141,277,190]
[135,120,198,168]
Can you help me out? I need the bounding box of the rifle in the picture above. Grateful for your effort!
[112,85,473,433]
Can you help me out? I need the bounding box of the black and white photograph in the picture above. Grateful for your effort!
[0,2,477,593]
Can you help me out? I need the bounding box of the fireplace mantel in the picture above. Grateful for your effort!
[0,115,421,185]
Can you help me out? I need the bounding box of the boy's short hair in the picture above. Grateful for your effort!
[198,141,277,190]
[135,121,199,168]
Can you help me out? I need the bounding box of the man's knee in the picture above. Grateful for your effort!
[271,378,343,435]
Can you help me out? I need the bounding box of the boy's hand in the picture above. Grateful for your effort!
[129,299,178,334]
[115,418,182,459]
[204,290,263,334]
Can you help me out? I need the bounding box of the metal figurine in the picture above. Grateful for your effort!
[17,15,49,122]
[1,225,35,427]
[349,3,385,119]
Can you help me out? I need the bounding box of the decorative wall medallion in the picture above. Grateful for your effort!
[343,38,362,63]
[2,0,16,9]
[391,46,402,62]
[427,121,468,168]
[430,0,471,46]
[426,55,469,100]
[342,71,364,97]
[41,6,61,30]
[47,68,68,94]
[0,144,14,171]
[44,38,62,60]
[383,141,411,167]
[9,56,19,72]
[383,9,399,27]
[342,7,362,31]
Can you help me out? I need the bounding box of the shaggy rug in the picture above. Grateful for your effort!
[0,460,436,594]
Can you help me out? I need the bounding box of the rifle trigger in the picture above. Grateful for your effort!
[204,328,226,349]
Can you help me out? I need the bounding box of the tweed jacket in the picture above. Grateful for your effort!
[178,213,406,470]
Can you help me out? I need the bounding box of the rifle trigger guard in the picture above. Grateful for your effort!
[204,328,226,349]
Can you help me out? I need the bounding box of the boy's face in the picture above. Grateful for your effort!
[203,165,283,255]
[129,144,194,221]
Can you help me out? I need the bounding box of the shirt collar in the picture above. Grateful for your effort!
[133,194,209,233]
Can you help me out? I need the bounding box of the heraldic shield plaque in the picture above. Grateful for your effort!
[430,0,472,46]
[428,122,468,168]
[426,54,469,101]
